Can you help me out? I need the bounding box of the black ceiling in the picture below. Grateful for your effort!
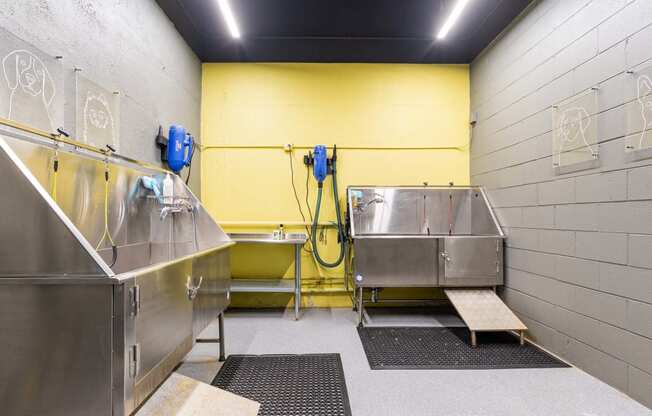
[156,0,533,63]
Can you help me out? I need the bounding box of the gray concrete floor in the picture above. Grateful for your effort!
[178,307,651,416]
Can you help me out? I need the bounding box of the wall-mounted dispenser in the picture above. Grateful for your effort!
[167,125,194,174]
[155,124,195,175]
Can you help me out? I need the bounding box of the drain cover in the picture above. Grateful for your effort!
[212,354,352,416]
[358,326,569,370]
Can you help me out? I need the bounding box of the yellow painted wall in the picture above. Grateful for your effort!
[201,63,470,307]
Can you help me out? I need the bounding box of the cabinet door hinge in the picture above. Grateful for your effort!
[130,285,140,317]
[129,344,140,378]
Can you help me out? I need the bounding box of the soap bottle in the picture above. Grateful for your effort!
[162,174,174,205]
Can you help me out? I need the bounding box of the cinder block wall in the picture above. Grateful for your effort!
[0,0,202,195]
[470,0,652,407]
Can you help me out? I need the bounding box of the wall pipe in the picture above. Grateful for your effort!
[201,144,465,151]
[219,221,336,227]
[0,116,169,174]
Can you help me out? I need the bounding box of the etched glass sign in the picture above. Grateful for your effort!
[552,88,599,174]
[625,63,652,159]
[75,73,120,151]
[0,27,63,132]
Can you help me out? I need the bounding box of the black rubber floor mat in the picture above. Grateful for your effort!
[358,326,569,370]
[212,354,352,416]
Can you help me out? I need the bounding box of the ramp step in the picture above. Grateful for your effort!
[444,289,527,333]
[136,373,260,416]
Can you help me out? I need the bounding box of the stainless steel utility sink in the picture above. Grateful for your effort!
[348,186,505,288]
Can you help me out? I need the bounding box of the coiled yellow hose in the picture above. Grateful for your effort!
[96,164,116,265]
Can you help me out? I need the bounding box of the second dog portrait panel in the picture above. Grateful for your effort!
[75,73,120,151]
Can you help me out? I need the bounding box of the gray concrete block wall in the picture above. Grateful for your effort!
[471,0,652,408]
[0,0,202,196]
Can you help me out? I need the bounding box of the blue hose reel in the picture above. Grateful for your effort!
[167,125,194,174]
[308,144,346,268]
[312,144,328,184]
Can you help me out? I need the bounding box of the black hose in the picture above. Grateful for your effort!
[311,154,346,268]
[185,142,196,185]
[288,152,314,254]
[110,245,118,268]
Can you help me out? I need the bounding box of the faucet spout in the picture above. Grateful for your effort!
[159,200,194,220]
[356,194,385,212]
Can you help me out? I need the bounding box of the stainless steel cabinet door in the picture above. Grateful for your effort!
[0,283,113,416]
[439,237,502,286]
[192,248,230,337]
[354,238,438,287]
[134,260,194,406]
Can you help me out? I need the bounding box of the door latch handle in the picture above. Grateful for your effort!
[440,251,451,262]
[186,275,203,300]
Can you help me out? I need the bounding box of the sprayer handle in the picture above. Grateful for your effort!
[184,134,194,167]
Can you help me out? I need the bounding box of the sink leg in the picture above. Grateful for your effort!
[294,244,301,320]
[357,286,364,328]
[519,330,525,346]
[344,243,349,292]
[218,312,225,362]
[471,331,477,347]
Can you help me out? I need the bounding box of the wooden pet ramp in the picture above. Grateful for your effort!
[136,373,260,416]
[444,289,527,347]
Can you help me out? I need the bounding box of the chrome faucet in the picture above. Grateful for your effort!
[356,194,385,212]
[160,199,194,220]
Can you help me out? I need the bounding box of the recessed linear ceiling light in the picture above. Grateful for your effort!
[217,0,241,39]
[436,0,471,40]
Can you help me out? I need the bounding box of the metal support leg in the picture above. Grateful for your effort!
[471,331,477,347]
[196,313,226,361]
[357,286,364,328]
[218,312,225,362]
[344,243,350,292]
[294,244,301,321]
[519,330,525,346]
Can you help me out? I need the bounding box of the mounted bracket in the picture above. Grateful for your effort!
[303,150,334,174]
[155,125,168,163]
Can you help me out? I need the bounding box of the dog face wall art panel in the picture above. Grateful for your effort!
[552,88,599,171]
[75,73,120,151]
[625,63,652,155]
[0,28,64,132]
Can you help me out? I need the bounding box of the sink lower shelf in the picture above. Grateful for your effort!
[231,279,296,293]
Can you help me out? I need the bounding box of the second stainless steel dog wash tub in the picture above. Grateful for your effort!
[0,128,232,416]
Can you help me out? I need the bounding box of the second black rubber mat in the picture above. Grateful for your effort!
[358,326,569,370]
[212,354,352,416]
